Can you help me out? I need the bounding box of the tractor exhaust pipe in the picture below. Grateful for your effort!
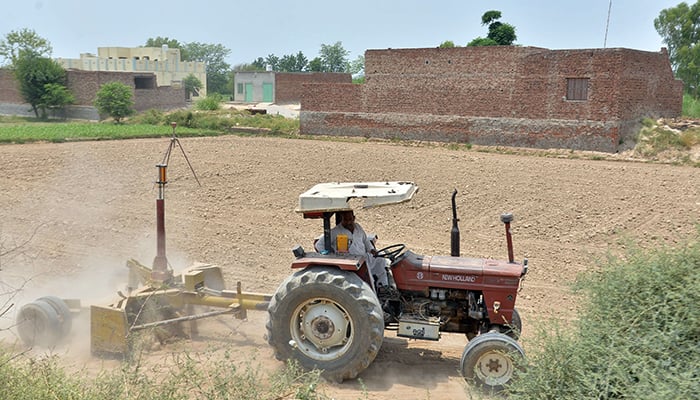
[451,189,460,257]
[500,213,515,263]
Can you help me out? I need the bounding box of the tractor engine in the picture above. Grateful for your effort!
[380,286,487,340]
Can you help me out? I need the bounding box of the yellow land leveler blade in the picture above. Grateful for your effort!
[90,259,272,356]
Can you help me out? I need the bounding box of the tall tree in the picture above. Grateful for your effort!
[319,41,350,72]
[467,10,517,46]
[251,57,266,70]
[0,28,52,67]
[349,55,365,75]
[655,2,700,97]
[278,51,308,72]
[182,42,231,95]
[264,54,280,71]
[14,55,69,119]
[307,57,323,72]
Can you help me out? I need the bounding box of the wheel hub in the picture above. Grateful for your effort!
[310,315,335,340]
[293,299,351,361]
[476,352,513,385]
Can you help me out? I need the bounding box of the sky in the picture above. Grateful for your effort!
[0,0,684,67]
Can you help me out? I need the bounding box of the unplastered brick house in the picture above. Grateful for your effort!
[300,46,683,152]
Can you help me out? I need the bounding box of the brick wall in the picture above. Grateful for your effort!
[275,72,351,103]
[300,46,683,152]
[0,70,23,103]
[0,68,185,119]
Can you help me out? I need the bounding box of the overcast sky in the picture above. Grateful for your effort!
[0,0,682,66]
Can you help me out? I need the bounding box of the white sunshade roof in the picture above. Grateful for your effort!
[297,181,418,213]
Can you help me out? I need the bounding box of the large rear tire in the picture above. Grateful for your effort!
[266,267,384,383]
[460,332,525,393]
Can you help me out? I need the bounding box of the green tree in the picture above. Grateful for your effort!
[13,55,69,119]
[307,57,323,72]
[251,57,266,70]
[655,2,700,97]
[39,83,75,118]
[467,37,499,47]
[439,40,456,48]
[278,51,308,72]
[264,54,280,71]
[182,42,231,95]
[94,81,134,123]
[467,10,517,46]
[319,41,350,72]
[349,55,365,75]
[182,73,202,99]
[0,28,52,67]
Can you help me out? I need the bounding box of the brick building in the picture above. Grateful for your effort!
[233,71,351,103]
[300,46,683,152]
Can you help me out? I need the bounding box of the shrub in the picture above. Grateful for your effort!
[94,82,134,123]
[507,235,700,399]
[165,110,195,128]
[132,109,165,125]
[682,94,700,118]
[0,347,328,399]
[195,93,224,111]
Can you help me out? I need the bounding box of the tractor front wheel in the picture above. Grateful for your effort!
[460,332,525,393]
[266,267,384,382]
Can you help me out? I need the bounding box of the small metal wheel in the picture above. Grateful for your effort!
[460,332,525,393]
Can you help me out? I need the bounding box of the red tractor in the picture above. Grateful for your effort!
[266,182,529,392]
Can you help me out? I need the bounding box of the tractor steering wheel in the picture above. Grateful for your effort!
[375,244,406,261]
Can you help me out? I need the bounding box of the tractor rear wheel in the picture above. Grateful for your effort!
[460,332,525,393]
[266,266,384,383]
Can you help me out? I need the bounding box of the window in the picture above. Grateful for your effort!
[566,78,589,101]
[237,83,244,94]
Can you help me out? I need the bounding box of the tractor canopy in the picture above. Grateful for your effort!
[297,181,418,217]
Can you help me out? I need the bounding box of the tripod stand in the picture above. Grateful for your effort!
[161,122,201,186]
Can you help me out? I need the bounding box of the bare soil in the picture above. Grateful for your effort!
[1,135,698,399]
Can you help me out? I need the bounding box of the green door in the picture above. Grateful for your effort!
[263,83,273,102]
[245,83,253,102]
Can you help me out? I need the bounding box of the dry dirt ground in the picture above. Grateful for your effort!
[0,135,698,399]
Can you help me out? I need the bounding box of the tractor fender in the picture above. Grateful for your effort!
[291,254,374,288]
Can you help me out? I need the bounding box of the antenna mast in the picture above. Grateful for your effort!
[604,0,612,48]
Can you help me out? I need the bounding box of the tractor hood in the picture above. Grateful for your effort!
[297,181,418,214]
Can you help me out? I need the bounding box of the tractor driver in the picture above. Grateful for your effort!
[315,210,389,287]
